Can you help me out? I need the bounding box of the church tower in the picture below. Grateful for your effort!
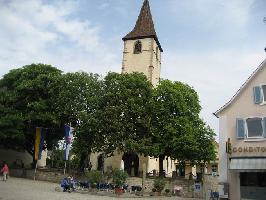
[122,0,163,86]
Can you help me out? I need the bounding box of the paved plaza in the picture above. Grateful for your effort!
[0,177,201,200]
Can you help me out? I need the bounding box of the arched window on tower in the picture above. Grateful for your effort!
[134,40,142,54]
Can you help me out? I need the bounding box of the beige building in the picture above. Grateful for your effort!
[215,58,266,199]
[90,0,177,177]
[0,148,47,168]
[181,142,219,179]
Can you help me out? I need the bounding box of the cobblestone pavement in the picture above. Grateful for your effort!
[0,177,201,200]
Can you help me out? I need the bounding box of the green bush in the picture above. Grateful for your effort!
[165,188,170,193]
[85,170,104,184]
[153,177,166,192]
[91,182,97,188]
[68,156,80,170]
[112,169,128,187]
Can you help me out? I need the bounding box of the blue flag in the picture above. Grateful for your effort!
[64,125,73,160]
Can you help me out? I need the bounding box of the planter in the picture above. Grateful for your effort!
[165,193,172,197]
[165,189,171,196]
[155,191,161,196]
[114,188,124,195]
[153,177,166,195]
[89,188,98,194]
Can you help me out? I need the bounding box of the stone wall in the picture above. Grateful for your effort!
[10,168,68,183]
[126,177,195,198]
[122,38,161,86]
[202,174,219,199]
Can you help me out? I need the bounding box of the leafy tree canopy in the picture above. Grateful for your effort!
[148,80,216,174]
[94,72,153,155]
[51,72,102,170]
[0,64,216,173]
[0,64,63,156]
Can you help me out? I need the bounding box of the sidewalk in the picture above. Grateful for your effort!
[0,177,202,200]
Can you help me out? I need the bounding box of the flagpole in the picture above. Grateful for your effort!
[64,161,66,175]
[34,161,37,180]
[63,124,73,175]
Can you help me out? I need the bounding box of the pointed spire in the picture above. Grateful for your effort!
[123,0,163,52]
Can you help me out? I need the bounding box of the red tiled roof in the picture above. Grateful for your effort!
[122,0,163,52]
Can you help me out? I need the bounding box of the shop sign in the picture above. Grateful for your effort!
[232,146,266,153]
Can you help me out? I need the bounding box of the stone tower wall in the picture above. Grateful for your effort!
[122,38,161,86]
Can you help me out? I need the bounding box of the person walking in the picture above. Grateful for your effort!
[1,162,9,182]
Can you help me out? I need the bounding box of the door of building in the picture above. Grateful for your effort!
[240,172,266,200]
[122,153,139,176]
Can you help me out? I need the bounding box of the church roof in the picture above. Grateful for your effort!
[122,0,163,52]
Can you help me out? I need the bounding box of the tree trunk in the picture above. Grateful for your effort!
[79,152,86,172]
[79,150,91,172]
[159,155,164,177]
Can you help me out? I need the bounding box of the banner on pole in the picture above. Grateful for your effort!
[35,127,45,160]
[64,125,73,161]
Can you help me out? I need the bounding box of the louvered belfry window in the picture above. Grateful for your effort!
[134,40,142,54]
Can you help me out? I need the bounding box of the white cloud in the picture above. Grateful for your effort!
[0,0,265,137]
[0,0,120,77]
[98,2,110,10]
[169,0,255,35]
[162,50,266,134]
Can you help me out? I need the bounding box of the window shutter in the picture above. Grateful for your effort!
[236,118,245,139]
[253,86,262,104]
[263,118,266,138]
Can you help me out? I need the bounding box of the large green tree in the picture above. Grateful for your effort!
[51,72,102,170]
[0,87,24,149]
[0,64,64,163]
[150,80,216,176]
[95,72,153,155]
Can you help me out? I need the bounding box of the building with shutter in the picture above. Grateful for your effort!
[215,59,266,199]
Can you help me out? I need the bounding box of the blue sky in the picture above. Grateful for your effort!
[0,0,266,134]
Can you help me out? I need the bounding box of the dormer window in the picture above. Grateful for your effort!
[134,40,142,54]
[253,85,266,104]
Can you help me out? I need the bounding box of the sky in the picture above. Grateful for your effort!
[0,0,266,135]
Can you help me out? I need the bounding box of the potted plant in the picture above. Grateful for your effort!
[153,177,166,196]
[85,170,104,183]
[85,170,104,192]
[150,188,157,196]
[165,188,171,196]
[91,182,97,192]
[112,169,128,195]
[136,186,142,196]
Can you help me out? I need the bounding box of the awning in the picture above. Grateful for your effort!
[230,157,266,172]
